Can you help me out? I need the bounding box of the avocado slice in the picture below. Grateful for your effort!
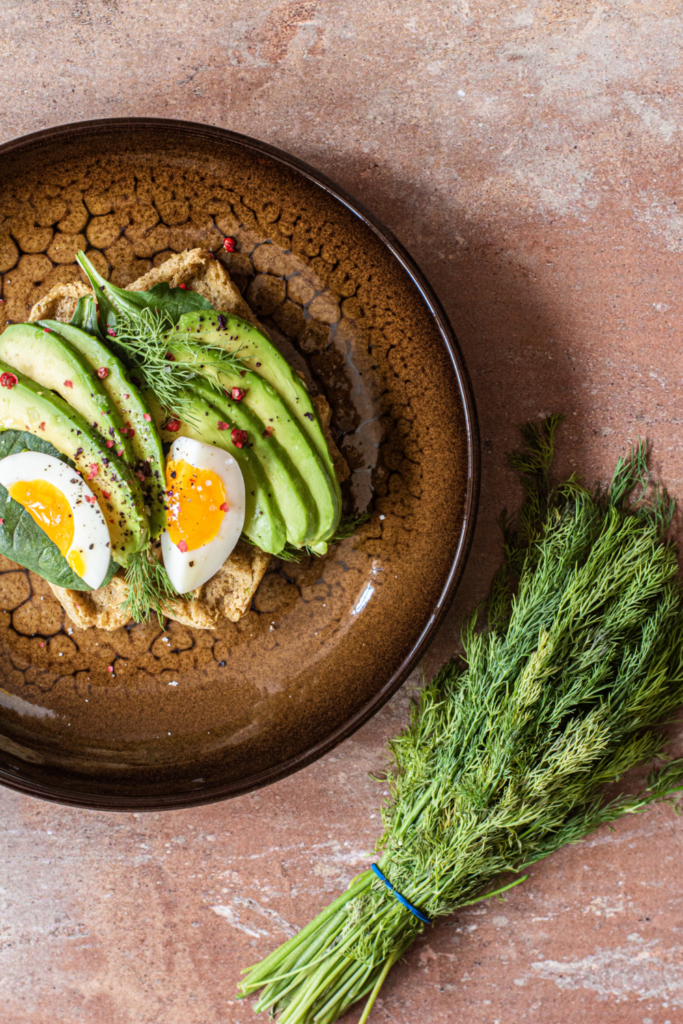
[38,318,167,539]
[0,361,148,565]
[189,380,315,549]
[145,389,286,554]
[167,339,339,546]
[0,323,134,462]
[171,312,342,539]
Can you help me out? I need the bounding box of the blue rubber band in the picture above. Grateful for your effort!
[371,864,432,924]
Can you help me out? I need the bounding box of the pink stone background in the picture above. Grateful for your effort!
[1,2,683,1022]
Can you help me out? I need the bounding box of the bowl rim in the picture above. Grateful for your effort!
[0,117,480,810]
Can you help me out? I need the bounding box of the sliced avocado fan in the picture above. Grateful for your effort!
[169,312,342,547]
[191,379,316,549]
[167,339,339,548]
[173,312,342,518]
[38,318,167,539]
[0,361,148,566]
[0,323,134,463]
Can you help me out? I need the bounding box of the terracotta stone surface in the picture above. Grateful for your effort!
[1,2,683,1022]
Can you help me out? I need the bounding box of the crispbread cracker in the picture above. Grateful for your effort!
[28,281,91,324]
[163,541,272,629]
[27,249,258,328]
[25,248,347,632]
[49,541,271,632]
[50,573,132,632]
[129,250,259,327]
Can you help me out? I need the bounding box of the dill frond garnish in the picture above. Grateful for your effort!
[121,549,179,625]
[243,513,373,563]
[109,308,242,425]
[276,544,308,563]
[332,511,371,540]
[240,535,306,562]
[239,419,683,1024]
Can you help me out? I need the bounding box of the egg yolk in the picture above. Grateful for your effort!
[8,480,74,555]
[166,459,227,552]
[67,549,86,578]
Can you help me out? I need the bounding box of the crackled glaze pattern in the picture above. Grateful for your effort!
[0,127,472,806]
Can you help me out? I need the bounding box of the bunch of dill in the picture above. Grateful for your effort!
[239,416,683,1024]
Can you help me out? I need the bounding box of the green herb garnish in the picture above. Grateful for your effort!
[121,548,179,625]
[238,418,683,1024]
[109,308,242,426]
[332,510,371,540]
[69,294,100,335]
[292,513,372,558]
[243,512,372,563]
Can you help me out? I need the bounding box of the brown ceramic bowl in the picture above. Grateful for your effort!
[0,119,478,809]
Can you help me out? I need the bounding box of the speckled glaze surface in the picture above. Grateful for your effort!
[0,120,477,809]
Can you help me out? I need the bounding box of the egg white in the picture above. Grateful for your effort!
[161,437,246,593]
[0,451,111,589]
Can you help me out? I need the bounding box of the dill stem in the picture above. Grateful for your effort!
[243,874,371,991]
[253,909,355,1009]
[458,874,529,908]
[356,945,403,1024]
[277,954,355,1023]
[313,960,377,1023]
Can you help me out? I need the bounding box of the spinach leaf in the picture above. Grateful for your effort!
[70,295,100,336]
[141,281,213,319]
[76,251,212,338]
[0,430,118,591]
[0,430,73,464]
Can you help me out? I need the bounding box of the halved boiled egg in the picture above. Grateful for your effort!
[0,451,111,589]
[161,437,245,593]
